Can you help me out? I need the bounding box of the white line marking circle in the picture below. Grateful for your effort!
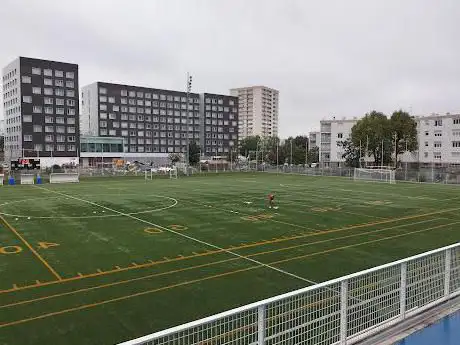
[0,194,178,219]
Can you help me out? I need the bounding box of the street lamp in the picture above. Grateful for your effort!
[185,73,192,175]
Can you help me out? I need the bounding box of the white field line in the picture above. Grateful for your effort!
[35,186,318,285]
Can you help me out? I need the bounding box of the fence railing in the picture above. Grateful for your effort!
[118,243,460,345]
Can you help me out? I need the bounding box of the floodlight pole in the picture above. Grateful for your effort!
[185,72,192,176]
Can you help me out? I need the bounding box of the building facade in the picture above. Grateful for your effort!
[308,131,320,149]
[2,57,79,165]
[81,82,238,158]
[230,86,279,141]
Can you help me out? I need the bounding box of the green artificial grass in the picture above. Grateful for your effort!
[0,172,459,344]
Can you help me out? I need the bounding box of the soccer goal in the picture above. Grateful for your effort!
[354,167,396,184]
[169,167,178,179]
[20,174,35,185]
[0,174,4,186]
[49,173,80,184]
[145,169,154,181]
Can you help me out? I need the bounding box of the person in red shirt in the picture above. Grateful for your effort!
[267,193,275,209]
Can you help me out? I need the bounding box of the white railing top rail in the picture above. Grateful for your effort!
[118,242,460,345]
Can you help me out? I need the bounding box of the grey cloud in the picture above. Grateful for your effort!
[1,0,459,137]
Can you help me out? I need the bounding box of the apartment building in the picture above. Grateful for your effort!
[230,86,279,140]
[2,57,79,165]
[308,131,320,149]
[81,82,238,157]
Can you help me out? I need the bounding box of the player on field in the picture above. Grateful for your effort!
[267,193,275,209]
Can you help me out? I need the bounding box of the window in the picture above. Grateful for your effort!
[66,80,74,88]
[67,118,75,125]
[67,108,75,115]
[113,121,119,128]
[67,127,76,134]
[32,67,41,75]
[43,69,52,76]
[45,135,54,142]
[434,142,442,148]
[56,108,64,115]
[44,88,53,95]
[45,107,53,114]
[121,90,128,96]
[57,144,65,152]
[56,135,65,143]
[434,152,441,159]
[22,96,32,103]
[55,89,65,96]
[56,98,64,106]
[55,70,63,77]
[109,130,116,136]
[121,130,128,136]
[45,126,54,133]
[44,97,53,105]
[454,119,460,125]
[109,113,117,120]
[34,125,42,132]
[435,120,442,126]
[113,105,119,112]
[66,90,75,97]
[66,72,74,79]
[32,87,41,94]
[34,144,43,151]
[67,99,75,107]
[121,122,128,128]
[55,79,64,87]
[425,131,429,136]
[23,135,32,142]
[424,152,429,158]
[21,76,31,83]
[453,141,460,148]
[23,115,32,122]
[45,144,54,151]
[45,116,54,124]
[99,96,107,102]
[121,98,127,104]
[56,117,65,124]
[434,131,442,137]
[108,96,115,103]
[100,104,107,111]
[33,106,42,113]
[129,91,135,97]
[44,78,53,86]
[100,121,107,128]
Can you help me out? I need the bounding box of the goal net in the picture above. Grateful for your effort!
[354,168,396,184]
[169,167,178,179]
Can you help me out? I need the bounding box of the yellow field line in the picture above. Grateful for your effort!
[0,218,452,312]
[0,208,454,294]
[0,220,456,329]
[0,215,62,281]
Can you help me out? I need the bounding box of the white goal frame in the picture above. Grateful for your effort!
[20,174,35,185]
[145,170,153,181]
[354,167,396,184]
[0,174,4,186]
[49,173,80,184]
[169,167,178,179]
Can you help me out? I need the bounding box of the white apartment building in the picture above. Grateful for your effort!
[230,86,279,140]
[316,113,460,167]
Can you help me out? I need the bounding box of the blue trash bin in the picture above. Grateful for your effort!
[8,176,15,185]
[36,175,42,184]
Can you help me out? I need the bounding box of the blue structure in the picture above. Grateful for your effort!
[8,176,15,185]
[397,311,460,345]
[36,175,42,184]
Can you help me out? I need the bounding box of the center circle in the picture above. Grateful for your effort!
[0,194,178,219]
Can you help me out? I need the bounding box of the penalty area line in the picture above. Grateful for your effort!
[35,186,318,285]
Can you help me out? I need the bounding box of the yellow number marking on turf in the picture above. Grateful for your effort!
[144,228,163,234]
[37,242,60,250]
[241,214,274,222]
[170,224,188,231]
[0,246,23,254]
[311,207,342,213]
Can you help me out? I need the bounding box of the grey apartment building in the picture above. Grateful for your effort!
[81,82,238,157]
[2,57,79,161]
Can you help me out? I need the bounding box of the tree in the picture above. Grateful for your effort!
[390,110,418,166]
[168,153,181,164]
[306,146,319,164]
[350,111,392,166]
[338,139,360,167]
[239,136,260,156]
[188,142,200,165]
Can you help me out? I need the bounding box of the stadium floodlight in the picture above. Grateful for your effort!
[354,167,396,184]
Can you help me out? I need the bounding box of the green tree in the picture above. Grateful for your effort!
[350,111,392,165]
[338,139,360,167]
[306,146,319,164]
[188,142,200,165]
[239,136,260,156]
[390,110,418,165]
[169,153,181,164]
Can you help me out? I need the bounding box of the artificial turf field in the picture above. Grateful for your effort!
[0,172,459,345]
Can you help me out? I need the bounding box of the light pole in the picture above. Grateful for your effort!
[185,73,192,175]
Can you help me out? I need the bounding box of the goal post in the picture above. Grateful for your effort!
[0,174,4,186]
[354,167,396,184]
[169,167,178,179]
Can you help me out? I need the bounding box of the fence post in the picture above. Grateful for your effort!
[444,248,451,299]
[400,262,407,320]
[340,279,348,344]
[257,305,265,345]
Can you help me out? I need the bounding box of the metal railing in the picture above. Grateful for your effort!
[118,243,460,345]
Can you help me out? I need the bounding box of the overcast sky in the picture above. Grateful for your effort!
[1,0,459,137]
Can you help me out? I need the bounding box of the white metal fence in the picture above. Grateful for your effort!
[119,243,460,345]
